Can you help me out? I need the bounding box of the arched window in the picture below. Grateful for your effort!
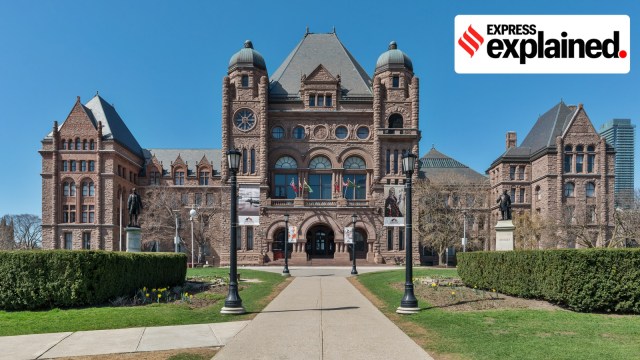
[343,156,366,199]
[75,138,81,150]
[83,140,88,150]
[89,182,95,196]
[89,139,95,150]
[309,156,332,200]
[576,145,584,173]
[586,182,595,198]
[275,156,297,169]
[309,156,331,169]
[61,141,67,150]
[63,182,70,196]
[274,156,298,199]
[564,182,575,198]
[388,114,403,133]
[82,182,89,196]
[564,145,573,173]
[587,145,596,173]
[242,148,248,173]
[535,185,541,201]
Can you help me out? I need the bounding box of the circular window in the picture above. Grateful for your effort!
[356,127,369,139]
[234,109,256,131]
[271,126,285,139]
[335,126,348,139]
[293,126,305,139]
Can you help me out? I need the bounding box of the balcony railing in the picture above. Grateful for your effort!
[266,198,371,208]
[347,200,369,207]
[304,199,337,207]
[377,128,420,138]
[270,199,294,206]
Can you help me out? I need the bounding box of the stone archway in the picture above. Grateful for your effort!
[305,225,335,259]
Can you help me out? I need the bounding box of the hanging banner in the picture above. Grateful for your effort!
[383,185,405,227]
[238,185,260,226]
[344,226,354,244]
[288,225,298,243]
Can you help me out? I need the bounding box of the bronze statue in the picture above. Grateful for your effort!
[497,190,512,220]
[128,188,143,227]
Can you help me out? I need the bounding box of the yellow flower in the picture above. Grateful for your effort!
[143,287,147,291]
[451,291,456,295]
[492,289,496,292]
[158,294,162,298]
[152,288,156,292]
[474,285,477,289]
[185,292,189,296]
[431,283,437,287]
[145,293,149,297]
[189,295,193,299]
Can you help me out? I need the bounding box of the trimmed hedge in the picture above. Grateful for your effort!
[457,249,640,313]
[0,250,187,310]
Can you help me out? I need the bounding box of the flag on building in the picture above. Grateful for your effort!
[290,178,298,195]
[334,181,340,192]
[303,179,313,193]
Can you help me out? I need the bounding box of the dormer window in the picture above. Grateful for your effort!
[241,75,249,87]
[326,95,332,106]
[308,93,332,107]
[309,94,315,107]
[392,76,399,88]
[317,95,324,106]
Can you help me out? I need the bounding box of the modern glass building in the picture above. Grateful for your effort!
[599,119,636,208]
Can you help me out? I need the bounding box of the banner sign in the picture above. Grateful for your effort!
[288,226,298,243]
[238,185,260,226]
[344,226,354,244]
[383,185,405,227]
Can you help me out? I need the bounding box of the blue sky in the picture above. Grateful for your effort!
[0,0,638,216]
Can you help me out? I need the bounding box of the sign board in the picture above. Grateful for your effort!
[238,185,260,225]
[383,185,405,227]
[344,226,354,244]
[288,226,298,243]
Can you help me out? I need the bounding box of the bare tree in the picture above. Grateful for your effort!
[0,215,15,250]
[10,214,42,249]
[612,188,640,247]
[415,172,490,264]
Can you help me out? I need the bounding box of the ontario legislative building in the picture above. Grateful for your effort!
[40,31,422,266]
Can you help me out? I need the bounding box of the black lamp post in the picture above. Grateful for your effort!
[221,149,245,314]
[397,152,419,314]
[283,214,291,276]
[351,214,358,275]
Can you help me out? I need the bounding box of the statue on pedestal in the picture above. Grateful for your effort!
[128,188,143,227]
[497,190,512,220]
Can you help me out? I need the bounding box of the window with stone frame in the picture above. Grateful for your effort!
[564,182,575,198]
[519,188,525,203]
[387,114,403,134]
[576,145,584,173]
[241,74,249,87]
[587,205,597,224]
[510,188,516,202]
[80,161,87,172]
[195,193,202,206]
[343,156,366,200]
[509,166,516,180]
[64,232,73,249]
[75,138,81,150]
[586,182,596,198]
[564,205,576,224]
[293,126,305,139]
[82,232,91,249]
[564,145,573,173]
[392,75,400,88]
[587,145,596,173]
[387,228,393,250]
[242,148,248,173]
[81,205,95,223]
[308,155,332,200]
[62,160,68,172]
[150,171,161,185]
[199,170,210,185]
[181,193,189,205]
[206,193,214,206]
[174,170,185,185]
[518,166,525,180]
[535,185,541,201]
[398,228,404,251]
[89,140,95,150]
[386,150,391,174]
[63,205,76,223]
[246,227,254,250]
[70,160,77,172]
[83,140,88,150]
[88,161,95,172]
[274,156,298,199]
[272,126,285,139]
[61,141,67,150]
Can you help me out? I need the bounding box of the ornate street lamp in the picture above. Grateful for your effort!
[221,149,245,314]
[397,152,419,314]
[189,207,197,268]
[351,214,358,275]
[283,214,291,276]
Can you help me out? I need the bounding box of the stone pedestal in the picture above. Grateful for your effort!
[495,220,515,251]
[126,227,142,252]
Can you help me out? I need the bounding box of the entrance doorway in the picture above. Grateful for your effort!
[272,229,293,260]
[306,226,335,258]
[349,229,367,260]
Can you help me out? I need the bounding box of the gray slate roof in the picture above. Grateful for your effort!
[269,33,373,98]
[419,147,487,183]
[490,102,578,167]
[144,149,222,177]
[46,95,144,157]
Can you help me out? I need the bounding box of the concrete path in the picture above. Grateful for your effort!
[0,322,249,360]
[214,269,433,360]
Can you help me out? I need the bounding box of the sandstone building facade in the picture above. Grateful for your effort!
[487,102,616,248]
[41,32,422,265]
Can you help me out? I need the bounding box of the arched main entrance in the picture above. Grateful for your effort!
[306,225,335,259]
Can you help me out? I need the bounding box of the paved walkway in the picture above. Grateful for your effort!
[0,322,249,359]
[215,267,433,360]
[0,266,433,360]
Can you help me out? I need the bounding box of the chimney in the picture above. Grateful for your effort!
[506,131,517,149]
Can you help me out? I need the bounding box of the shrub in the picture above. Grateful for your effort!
[0,250,187,310]
[457,249,640,313]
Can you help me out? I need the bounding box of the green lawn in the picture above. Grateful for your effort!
[358,268,640,360]
[0,268,286,336]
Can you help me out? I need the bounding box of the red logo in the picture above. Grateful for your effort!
[458,25,485,57]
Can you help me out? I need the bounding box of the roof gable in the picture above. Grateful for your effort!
[561,105,598,139]
[57,97,99,136]
[269,33,372,99]
[304,64,338,83]
[84,95,143,156]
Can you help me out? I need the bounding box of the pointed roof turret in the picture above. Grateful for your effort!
[228,40,267,72]
[269,32,372,98]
